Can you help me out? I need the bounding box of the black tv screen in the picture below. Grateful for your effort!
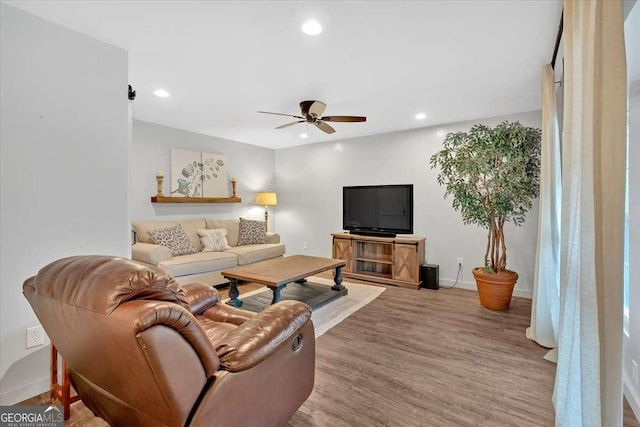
[343,184,413,236]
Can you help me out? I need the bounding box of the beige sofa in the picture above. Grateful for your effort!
[131,218,285,285]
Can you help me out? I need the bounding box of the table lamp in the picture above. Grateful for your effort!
[256,192,277,231]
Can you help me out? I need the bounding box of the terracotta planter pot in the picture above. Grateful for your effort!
[472,268,519,310]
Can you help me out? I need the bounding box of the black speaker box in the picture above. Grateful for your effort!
[421,264,439,290]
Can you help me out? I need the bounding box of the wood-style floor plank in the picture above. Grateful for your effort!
[290,272,638,427]
[18,279,640,426]
[289,284,555,426]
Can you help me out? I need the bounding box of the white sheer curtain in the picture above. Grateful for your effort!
[553,0,627,426]
[527,64,561,362]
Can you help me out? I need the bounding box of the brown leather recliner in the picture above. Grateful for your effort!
[23,255,315,427]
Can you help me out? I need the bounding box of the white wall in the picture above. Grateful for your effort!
[0,4,129,404]
[131,120,275,224]
[275,110,541,298]
[625,90,640,423]
[623,1,640,418]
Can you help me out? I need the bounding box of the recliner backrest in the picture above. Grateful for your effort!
[23,256,219,426]
[28,255,190,313]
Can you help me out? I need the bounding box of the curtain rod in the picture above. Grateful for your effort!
[551,10,564,69]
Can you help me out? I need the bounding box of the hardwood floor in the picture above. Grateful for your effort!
[18,279,640,426]
[290,284,556,426]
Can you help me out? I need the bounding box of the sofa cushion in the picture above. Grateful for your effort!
[205,219,240,247]
[237,218,267,246]
[265,233,280,244]
[198,229,231,252]
[133,219,207,251]
[158,252,238,277]
[131,243,173,266]
[224,244,285,266]
[148,225,199,257]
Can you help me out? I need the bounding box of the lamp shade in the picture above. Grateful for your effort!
[256,192,277,206]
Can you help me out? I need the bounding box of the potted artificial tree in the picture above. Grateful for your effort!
[429,121,541,310]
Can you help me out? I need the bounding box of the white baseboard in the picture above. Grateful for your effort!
[511,288,533,299]
[0,377,49,406]
[624,372,640,422]
[439,278,533,299]
[439,278,475,291]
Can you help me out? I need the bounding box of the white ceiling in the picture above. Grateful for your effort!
[5,0,562,149]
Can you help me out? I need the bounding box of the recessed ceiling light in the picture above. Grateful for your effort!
[154,89,170,98]
[300,133,309,139]
[302,20,322,36]
[415,113,427,120]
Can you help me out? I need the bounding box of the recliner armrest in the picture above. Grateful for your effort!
[215,300,311,372]
[113,300,220,376]
[181,283,220,314]
[201,303,256,325]
[131,243,172,265]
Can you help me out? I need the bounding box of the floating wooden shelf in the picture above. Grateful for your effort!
[151,196,242,204]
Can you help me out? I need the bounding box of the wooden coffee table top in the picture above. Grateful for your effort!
[221,255,346,288]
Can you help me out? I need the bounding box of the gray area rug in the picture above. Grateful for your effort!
[223,276,385,337]
[306,277,385,337]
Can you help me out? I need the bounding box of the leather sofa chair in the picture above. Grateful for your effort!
[23,255,315,427]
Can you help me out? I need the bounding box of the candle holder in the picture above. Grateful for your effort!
[156,172,164,197]
[231,177,237,198]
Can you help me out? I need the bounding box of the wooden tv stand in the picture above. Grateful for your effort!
[331,233,425,290]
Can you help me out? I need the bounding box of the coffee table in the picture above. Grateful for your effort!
[221,255,347,308]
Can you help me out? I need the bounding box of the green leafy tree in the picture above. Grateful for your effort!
[429,121,541,273]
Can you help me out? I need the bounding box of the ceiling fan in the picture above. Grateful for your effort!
[258,100,366,134]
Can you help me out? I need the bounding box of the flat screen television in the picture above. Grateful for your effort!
[343,184,413,237]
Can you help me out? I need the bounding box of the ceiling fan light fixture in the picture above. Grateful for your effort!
[258,100,365,135]
[415,112,427,120]
[154,89,171,98]
[302,20,322,36]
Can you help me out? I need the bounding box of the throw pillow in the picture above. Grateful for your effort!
[197,228,231,252]
[147,225,199,256]
[205,218,240,246]
[237,218,267,245]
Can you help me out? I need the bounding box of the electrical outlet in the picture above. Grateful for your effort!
[26,325,45,349]
[457,257,463,267]
[633,360,638,387]
[303,241,308,250]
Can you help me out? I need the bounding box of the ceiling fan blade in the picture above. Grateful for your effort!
[308,101,326,117]
[276,120,305,129]
[314,121,336,134]
[321,115,367,122]
[258,111,305,119]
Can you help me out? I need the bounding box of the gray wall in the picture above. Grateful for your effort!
[274,110,542,297]
[0,4,130,404]
[131,120,276,224]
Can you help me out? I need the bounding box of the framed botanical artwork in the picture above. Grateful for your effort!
[170,148,229,197]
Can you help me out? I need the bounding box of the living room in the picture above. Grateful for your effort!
[1,1,639,426]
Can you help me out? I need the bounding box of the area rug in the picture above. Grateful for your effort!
[223,277,385,337]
